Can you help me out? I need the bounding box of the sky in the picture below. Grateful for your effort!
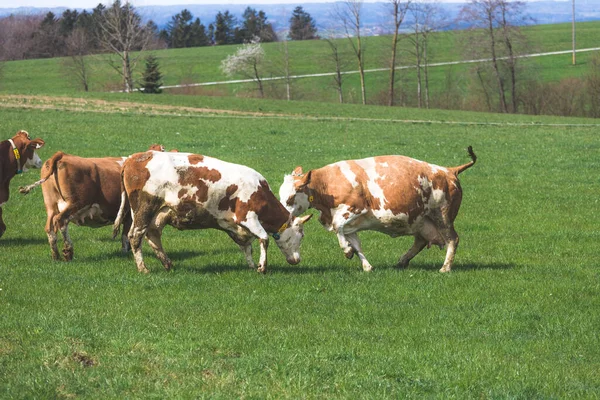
[3,0,350,8]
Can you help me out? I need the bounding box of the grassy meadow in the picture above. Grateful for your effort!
[1,21,599,102]
[0,93,599,398]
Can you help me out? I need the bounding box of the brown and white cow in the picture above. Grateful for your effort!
[279,147,477,273]
[0,130,45,238]
[113,151,312,273]
[18,144,170,260]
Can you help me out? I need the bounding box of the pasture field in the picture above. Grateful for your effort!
[0,94,599,398]
[1,21,599,99]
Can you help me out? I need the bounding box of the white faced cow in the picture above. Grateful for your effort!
[113,151,312,273]
[279,147,476,272]
[0,130,45,238]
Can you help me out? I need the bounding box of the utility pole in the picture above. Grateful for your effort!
[572,0,576,65]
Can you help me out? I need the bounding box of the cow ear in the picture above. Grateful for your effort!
[28,138,45,149]
[296,170,312,189]
[292,166,303,176]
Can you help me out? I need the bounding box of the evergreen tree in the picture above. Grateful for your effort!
[166,9,193,48]
[238,7,276,43]
[140,54,163,93]
[288,6,318,40]
[189,18,209,47]
[213,11,237,45]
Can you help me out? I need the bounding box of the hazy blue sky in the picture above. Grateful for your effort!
[5,0,357,8]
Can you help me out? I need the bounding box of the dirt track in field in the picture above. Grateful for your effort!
[0,94,287,118]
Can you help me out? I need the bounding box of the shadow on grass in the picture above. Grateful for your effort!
[0,237,47,246]
[406,261,516,272]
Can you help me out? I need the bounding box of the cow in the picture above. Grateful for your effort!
[18,144,170,261]
[0,130,45,239]
[279,147,477,273]
[112,151,312,273]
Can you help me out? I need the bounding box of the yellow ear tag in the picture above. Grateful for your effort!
[278,222,288,234]
[308,195,314,203]
[13,148,20,160]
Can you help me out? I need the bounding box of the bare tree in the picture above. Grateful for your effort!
[0,15,42,61]
[335,0,367,105]
[221,40,266,98]
[387,0,411,106]
[323,33,350,104]
[409,0,445,109]
[459,0,530,113]
[63,28,94,91]
[97,0,153,92]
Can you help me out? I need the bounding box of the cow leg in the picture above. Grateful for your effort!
[239,217,269,273]
[145,227,172,271]
[128,225,149,274]
[0,205,5,239]
[257,238,269,274]
[45,210,60,260]
[336,231,355,259]
[238,243,255,269]
[59,222,74,261]
[121,218,132,253]
[439,226,459,273]
[397,235,427,269]
[345,233,373,272]
[0,187,8,238]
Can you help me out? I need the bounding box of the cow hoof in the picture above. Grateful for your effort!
[138,267,150,274]
[396,260,409,269]
[257,266,267,274]
[439,266,451,273]
[63,249,74,261]
[362,264,373,272]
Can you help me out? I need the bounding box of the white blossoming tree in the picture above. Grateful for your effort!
[221,39,266,98]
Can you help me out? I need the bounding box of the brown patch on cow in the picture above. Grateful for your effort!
[135,152,153,163]
[176,168,212,203]
[246,180,289,232]
[188,154,204,164]
[196,166,221,183]
[343,212,350,219]
[218,184,238,211]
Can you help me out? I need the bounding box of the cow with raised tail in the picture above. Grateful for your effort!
[18,144,171,261]
[279,147,477,272]
[113,151,312,273]
[0,130,45,239]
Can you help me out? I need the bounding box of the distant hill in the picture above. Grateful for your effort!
[2,1,600,35]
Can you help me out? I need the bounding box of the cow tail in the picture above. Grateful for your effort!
[18,151,65,195]
[112,168,128,239]
[451,146,477,175]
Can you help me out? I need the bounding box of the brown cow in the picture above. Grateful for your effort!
[0,130,45,238]
[279,147,477,272]
[19,145,172,260]
[113,151,312,273]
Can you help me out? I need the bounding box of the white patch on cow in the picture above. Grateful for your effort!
[417,175,447,210]
[336,161,358,188]
[355,158,387,208]
[430,163,448,174]
[24,152,43,169]
[117,157,127,167]
[58,200,68,213]
[278,175,309,216]
[142,151,266,215]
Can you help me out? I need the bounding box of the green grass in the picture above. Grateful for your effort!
[0,96,599,398]
[1,21,599,100]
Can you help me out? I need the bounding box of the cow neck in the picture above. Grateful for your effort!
[262,198,291,237]
[7,139,22,174]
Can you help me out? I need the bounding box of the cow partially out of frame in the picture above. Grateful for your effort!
[279,147,477,272]
[114,151,312,273]
[0,130,45,239]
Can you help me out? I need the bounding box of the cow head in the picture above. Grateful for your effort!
[273,214,313,264]
[279,166,312,217]
[12,130,45,172]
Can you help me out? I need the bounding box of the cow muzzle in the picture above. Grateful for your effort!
[286,255,300,265]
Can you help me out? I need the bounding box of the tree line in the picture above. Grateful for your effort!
[0,3,318,61]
